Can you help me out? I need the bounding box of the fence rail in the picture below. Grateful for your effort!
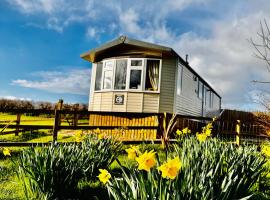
[0,101,269,146]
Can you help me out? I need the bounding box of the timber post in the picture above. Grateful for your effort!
[53,99,63,142]
[236,120,241,146]
[73,104,79,127]
[15,113,21,136]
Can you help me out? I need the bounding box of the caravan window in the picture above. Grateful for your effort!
[95,62,103,91]
[145,60,160,91]
[128,59,143,90]
[198,81,203,99]
[114,59,127,90]
[177,62,183,95]
[129,70,142,89]
[102,61,113,89]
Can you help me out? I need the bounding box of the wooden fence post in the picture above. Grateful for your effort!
[15,113,21,136]
[236,120,241,146]
[53,99,63,142]
[73,104,79,127]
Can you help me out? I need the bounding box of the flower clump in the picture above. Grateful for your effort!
[158,157,182,180]
[74,130,86,142]
[135,150,156,172]
[97,169,111,184]
[176,127,191,136]
[196,118,215,142]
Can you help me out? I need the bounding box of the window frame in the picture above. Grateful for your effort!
[94,58,162,93]
[176,61,183,95]
[144,58,162,92]
[101,60,114,91]
[127,58,144,91]
[114,59,128,90]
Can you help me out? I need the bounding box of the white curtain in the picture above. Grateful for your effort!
[148,60,159,91]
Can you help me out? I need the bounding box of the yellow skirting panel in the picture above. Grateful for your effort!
[89,114,158,140]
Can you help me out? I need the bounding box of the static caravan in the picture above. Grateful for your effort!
[81,35,221,117]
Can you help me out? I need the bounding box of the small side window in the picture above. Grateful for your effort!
[102,61,113,90]
[198,81,203,99]
[95,62,103,91]
[114,59,127,90]
[145,60,160,91]
[176,62,183,95]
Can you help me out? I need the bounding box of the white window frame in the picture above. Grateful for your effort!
[101,60,114,91]
[95,57,162,93]
[144,58,162,92]
[127,58,144,91]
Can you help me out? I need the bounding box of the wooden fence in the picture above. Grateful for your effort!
[0,102,269,146]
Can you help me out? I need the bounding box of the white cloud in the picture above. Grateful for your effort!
[0,95,32,101]
[12,68,91,95]
[5,0,270,109]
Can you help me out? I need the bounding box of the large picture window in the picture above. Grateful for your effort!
[114,59,127,90]
[145,60,160,91]
[95,62,103,91]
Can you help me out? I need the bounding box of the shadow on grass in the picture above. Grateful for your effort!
[0,130,48,142]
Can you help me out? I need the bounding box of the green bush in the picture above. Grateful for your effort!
[17,136,122,199]
[106,137,266,200]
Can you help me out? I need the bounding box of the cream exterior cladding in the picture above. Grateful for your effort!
[81,36,221,117]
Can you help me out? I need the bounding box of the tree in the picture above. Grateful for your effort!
[250,19,270,135]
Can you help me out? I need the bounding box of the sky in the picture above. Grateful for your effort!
[0,0,269,110]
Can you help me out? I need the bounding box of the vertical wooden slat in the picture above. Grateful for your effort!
[15,113,21,136]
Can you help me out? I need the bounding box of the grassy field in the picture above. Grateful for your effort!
[0,112,89,142]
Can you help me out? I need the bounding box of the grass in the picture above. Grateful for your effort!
[0,157,24,200]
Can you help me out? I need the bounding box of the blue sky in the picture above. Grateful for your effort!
[0,0,269,110]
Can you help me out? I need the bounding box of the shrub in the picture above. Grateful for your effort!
[105,137,266,200]
[16,136,122,199]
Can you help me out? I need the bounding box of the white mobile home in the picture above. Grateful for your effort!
[81,36,221,117]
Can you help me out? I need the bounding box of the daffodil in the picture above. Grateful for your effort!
[176,127,191,136]
[97,169,111,184]
[158,157,181,179]
[98,133,105,140]
[196,133,208,142]
[136,150,156,172]
[182,127,191,134]
[125,146,140,160]
[261,145,270,157]
[74,130,85,142]
[3,148,11,156]
[176,129,182,135]
[95,128,101,134]
[202,122,213,136]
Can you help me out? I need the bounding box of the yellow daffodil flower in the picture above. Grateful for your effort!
[125,146,140,160]
[262,145,270,157]
[97,169,111,184]
[158,157,182,179]
[196,133,208,142]
[3,147,11,156]
[176,129,182,135]
[95,128,101,134]
[98,133,105,140]
[182,127,191,134]
[136,150,156,172]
